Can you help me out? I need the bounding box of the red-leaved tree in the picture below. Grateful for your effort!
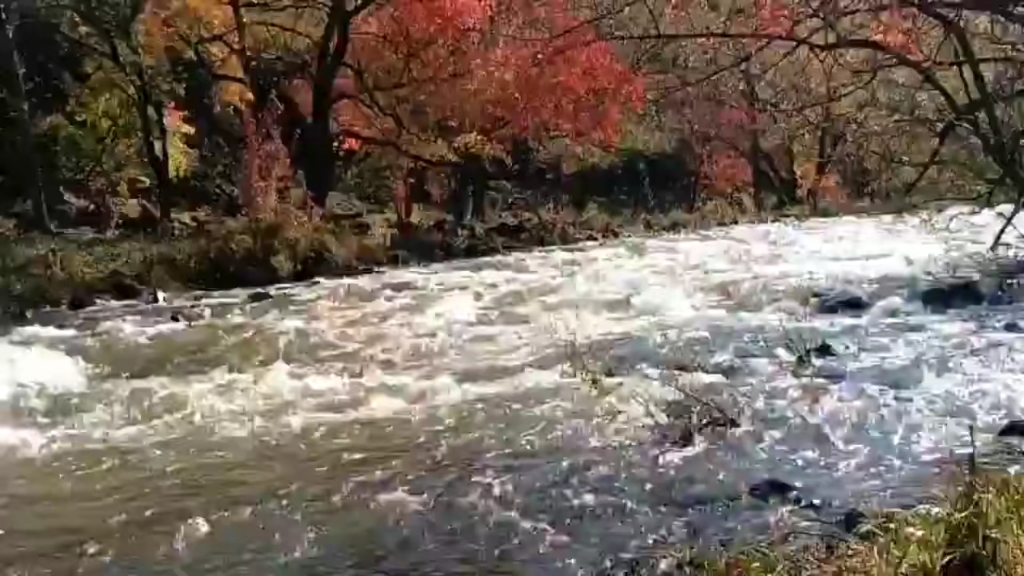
[618,0,966,212]
[355,0,645,144]
[287,0,646,209]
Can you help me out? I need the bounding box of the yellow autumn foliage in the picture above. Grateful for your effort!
[138,0,252,108]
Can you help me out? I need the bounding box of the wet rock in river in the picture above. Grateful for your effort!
[811,362,848,384]
[747,478,823,511]
[920,278,985,311]
[997,419,1024,439]
[170,305,211,326]
[987,290,1013,307]
[139,287,167,304]
[813,341,838,358]
[1004,320,1024,333]
[246,290,273,304]
[814,287,871,314]
[748,478,801,504]
[66,290,97,311]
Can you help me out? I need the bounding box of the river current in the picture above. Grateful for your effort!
[3,206,1024,574]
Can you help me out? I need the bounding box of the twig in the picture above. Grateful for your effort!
[988,200,1024,252]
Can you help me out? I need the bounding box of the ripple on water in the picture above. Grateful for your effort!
[3,205,1024,573]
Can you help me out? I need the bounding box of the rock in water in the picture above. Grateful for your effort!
[748,478,800,503]
[139,287,167,304]
[814,287,871,314]
[920,279,985,311]
[838,508,869,535]
[246,290,273,304]
[813,341,838,358]
[997,420,1024,438]
[1004,321,1024,333]
[170,305,211,326]
[988,291,1013,307]
[67,291,96,311]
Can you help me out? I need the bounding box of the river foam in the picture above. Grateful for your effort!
[1,206,1022,454]
[3,205,1024,571]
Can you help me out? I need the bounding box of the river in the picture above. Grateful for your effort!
[2,206,1024,575]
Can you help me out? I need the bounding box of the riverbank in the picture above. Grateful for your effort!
[0,199,840,320]
[665,469,1024,576]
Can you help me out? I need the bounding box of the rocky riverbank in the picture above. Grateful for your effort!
[0,196,926,322]
[652,468,1024,576]
[0,206,700,321]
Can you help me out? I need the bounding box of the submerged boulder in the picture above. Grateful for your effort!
[170,305,211,326]
[66,290,97,311]
[813,341,839,358]
[246,290,273,304]
[919,278,985,311]
[747,478,819,510]
[814,287,871,314]
[747,478,799,502]
[997,419,1024,439]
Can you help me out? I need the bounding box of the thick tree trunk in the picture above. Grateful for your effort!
[0,0,50,232]
[304,0,377,208]
[303,111,335,207]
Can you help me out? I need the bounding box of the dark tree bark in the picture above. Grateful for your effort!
[302,0,379,208]
[0,0,50,232]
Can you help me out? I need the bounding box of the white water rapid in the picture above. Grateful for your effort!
[2,205,1024,574]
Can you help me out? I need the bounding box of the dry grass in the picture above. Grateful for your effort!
[655,470,1024,576]
[0,208,385,315]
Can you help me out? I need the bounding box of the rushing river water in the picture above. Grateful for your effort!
[3,206,1024,574]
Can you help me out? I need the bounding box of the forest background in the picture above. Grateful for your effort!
[0,0,1020,311]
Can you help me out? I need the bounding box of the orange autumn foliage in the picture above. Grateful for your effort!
[138,0,644,219]
[797,161,848,205]
[345,0,646,148]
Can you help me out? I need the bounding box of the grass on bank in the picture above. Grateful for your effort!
[0,210,385,313]
[662,469,1024,576]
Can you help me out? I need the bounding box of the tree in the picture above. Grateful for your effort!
[619,0,1024,239]
[0,0,51,231]
[50,0,179,227]
[261,0,646,209]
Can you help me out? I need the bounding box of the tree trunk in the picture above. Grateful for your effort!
[303,109,335,207]
[105,32,173,231]
[0,0,50,232]
[304,0,377,208]
[134,87,172,225]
